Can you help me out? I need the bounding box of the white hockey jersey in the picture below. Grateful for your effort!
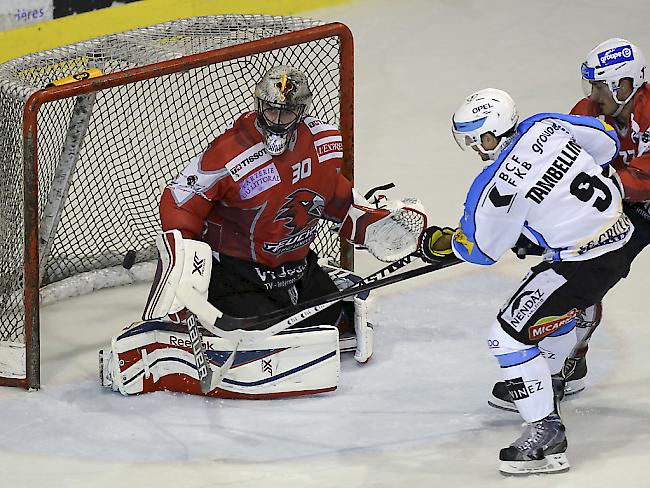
[452,113,633,265]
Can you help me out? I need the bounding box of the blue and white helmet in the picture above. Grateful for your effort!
[581,38,646,109]
[451,88,518,161]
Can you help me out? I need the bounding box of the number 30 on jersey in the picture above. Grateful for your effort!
[292,158,312,184]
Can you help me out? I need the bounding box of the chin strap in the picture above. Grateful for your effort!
[492,133,516,160]
[610,84,638,118]
[612,98,631,118]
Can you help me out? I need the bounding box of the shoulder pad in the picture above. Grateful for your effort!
[303,116,338,135]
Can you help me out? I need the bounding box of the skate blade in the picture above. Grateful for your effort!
[487,398,518,413]
[499,453,570,476]
[564,378,585,396]
[99,349,110,388]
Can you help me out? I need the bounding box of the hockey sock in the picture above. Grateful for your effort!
[538,322,577,375]
[496,351,554,423]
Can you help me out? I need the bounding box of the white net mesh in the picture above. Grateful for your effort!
[0,15,349,370]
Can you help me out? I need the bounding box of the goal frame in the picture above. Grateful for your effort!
[10,22,354,390]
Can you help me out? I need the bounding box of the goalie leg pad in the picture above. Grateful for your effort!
[353,295,373,363]
[142,230,212,321]
[101,320,340,398]
[323,264,374,363]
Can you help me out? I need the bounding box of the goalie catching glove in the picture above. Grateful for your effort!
[339,189,427,262]
[419,226,456,264]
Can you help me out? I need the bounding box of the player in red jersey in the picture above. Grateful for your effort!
[100,66,426,398]
[566,38,650,394]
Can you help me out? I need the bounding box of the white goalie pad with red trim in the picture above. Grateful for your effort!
[339,189,427,262]
[323,264,374,363]
[100,320,339,399]
[142,230,212,322]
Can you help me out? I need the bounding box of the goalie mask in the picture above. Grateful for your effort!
[254,65,313,156]
[580,38,646,117]
[452,88,518,161]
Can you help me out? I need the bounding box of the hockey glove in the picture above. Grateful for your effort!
[419,226,455,264]
[510,234,545,259]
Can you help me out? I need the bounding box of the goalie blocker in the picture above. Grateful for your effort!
[100,230,374,398]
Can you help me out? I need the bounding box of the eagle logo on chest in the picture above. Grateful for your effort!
[275,189,325,234]
[262,189,325,255]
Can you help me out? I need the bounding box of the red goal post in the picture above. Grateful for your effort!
[0,15,354,389]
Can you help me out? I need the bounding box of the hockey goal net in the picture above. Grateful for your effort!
[0,14,354,389]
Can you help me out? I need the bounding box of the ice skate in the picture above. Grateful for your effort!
[498,413,570,476]
[99,348,121,392]
[338,332,357,353]
[562,355,587,396]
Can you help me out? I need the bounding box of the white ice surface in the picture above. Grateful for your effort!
[3,0,650,486]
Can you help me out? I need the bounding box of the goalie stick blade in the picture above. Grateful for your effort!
[206,343,240,392]
[199,367,215,394]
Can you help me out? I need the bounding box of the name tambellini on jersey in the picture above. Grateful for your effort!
[453,113,623,266]
[525,140,581,204]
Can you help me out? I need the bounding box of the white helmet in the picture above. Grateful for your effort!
[451,88,519,161]
[254,65,312,155]
[581,38,646,113]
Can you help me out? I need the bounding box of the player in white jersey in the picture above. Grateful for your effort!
[419,88,635,475]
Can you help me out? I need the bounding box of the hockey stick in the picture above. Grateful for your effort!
[185,311,215,394]
[182,250,428,393]
[361,250,423,284]
[186,311,243,394]
[177,255,463,342]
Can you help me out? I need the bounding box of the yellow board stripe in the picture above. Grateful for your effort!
[0,0,354,64]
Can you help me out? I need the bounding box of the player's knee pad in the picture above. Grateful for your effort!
[100,320,340,398]
[487,320,533,360]
[142,230,212,322]
[487,317,577,374]
[324,265,374,363]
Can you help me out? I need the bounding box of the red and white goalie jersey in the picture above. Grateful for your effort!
[571,83,650,201]
[161,112,352,267]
